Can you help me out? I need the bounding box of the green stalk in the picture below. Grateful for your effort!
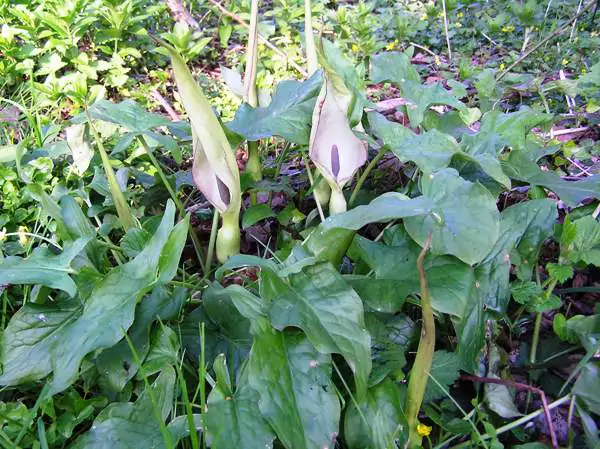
[530,277,557,364]
[243,0,262,183]
[204,207,220,275]
[86,108,137,231]
[216,209,241,263]
[137,136,206,272]
[405,235,434,448]
[348,147,388,207]
[304,0,318,74]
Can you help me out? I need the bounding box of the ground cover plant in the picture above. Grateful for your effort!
[1,0,600,448]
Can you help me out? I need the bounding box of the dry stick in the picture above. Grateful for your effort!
[206,0,308,78]
[441,0,452,61]
[165,0,200,29]
[497,0,595,81]
[461,375,559,449]
[152,89,181,121]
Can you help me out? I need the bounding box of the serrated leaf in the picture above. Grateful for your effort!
[344,378,408,449]
[262,262,371,399]
[227,71,323,145]
[546,263,573,283]
[246,327,340,449]
[424,350,460,402]
[511,281,542,305]
[70,367,178,449]
[0,237,91,297]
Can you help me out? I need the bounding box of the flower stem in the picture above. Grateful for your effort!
[137,135,206,273]
[216,209,241,263]
[405,235,434,448]
[348,147,388,208]
[205,207,220,276]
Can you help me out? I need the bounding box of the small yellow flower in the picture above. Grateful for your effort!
[18,226,28,246]
[582,68,587,74]
[562,58,569,66]
[457,12,464,17]
[456,22,462,28]
[499,63,506,70]
[501,25,515,33]
[417,423,432,437]
[420,13,428,21]
[386,39,399,51]
[434,55,441,66]
[351,44,359,53]
[0,227,6,242]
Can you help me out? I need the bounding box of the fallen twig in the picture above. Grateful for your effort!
[206,0,308,78]
[164,0,200,29]
[461,374,559,449]
[152,89,181,121]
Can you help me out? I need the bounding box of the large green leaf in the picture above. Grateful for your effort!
[569,216,600,266]
[573,363,600,415]
[0,237,91,297]
[96,286,187,391]
[262,262,371,398]
[350,229,474,316]
[246,327,340,449]
[344,378,408,449]
[503,150,600,206]
[76,99,171,133]
[370,51,420,85]
[205,355,275,449]
[70,367,178,449]
[227,71,323,145]
[405,168,500,265]
[0,201,186,393]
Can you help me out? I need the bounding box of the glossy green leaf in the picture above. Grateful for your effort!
[0,237,90,297]
[96,286,186,391]
[405,169,500,265]
[573,363,600,415]
[227,71,323,145]
[205,355,275,449]
[568,216,600,266]
[370,51,420,85]
[71,367,177,449]
[344,378,408,449]
[77,99,171,133]
[247,327,340,449]
[262,262,371,398]
[242,204,276,229]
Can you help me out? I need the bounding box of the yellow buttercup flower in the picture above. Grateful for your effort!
[457,12,464,17]
[351,44,359,53]
[501,25,515,33]
[562,58,569,66]
[434,55,441,66]
[499,63,506,70]
[18,226,28,246]
[456,22,462,28]
[417,423,432,437]
[386,39,399,51]
[0,227,6,242]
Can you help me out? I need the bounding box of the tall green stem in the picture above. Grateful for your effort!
[405,236,434,448]
[205,208,220,275]
[216,209,241,263]
[86,109,137,231]
[243,0,262,183]
[137,136,206,272]
[304,0,317,74]
[349,147,388,207]
[530,278,557,364]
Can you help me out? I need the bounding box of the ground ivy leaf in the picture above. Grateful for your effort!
[205,357,275,449]
[569,216,600,266]
[70,367,177,449]
[344,378,408,449]
[0,237,91,297]
[424,350,460,402]
[262,262,371,399]
[227,71,322,145]
[404,168,500,265]
[246,327,340,449]
[242,204,276,229]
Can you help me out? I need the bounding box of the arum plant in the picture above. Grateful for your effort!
[156,38,242,263]
[243,0,262,183]
[308,47,367,215]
